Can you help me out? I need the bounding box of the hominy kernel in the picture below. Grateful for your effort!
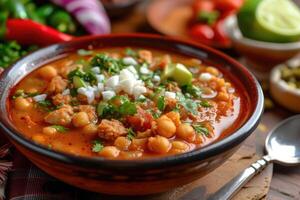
[98,146,120,158]
[114,137,131,150]
[148,135,171,154]
[15,97,32,111]
[156,115,176,138]
[38,65,57,80]
[72,112,90,127]
[176,124,196,142]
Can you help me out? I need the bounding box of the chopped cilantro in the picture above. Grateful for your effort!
[192,124,210,137]
[127,128,136,141]
[200,101,212,108]
[92,140,104,152]
[70,88,78,97]
[150,110,161,119]
[90,53,124,74]
[77,49,93,56]
[37,100,52,107]
[125,48,138,57]
[50,125,68,133]
[37,100,60,112]
[12,90,25,99]
[181,84,202,98]
[68,68,96,85]
[176,93,198,115]
[67,68,85,81]
[157,96,165,111]
[119,101,137,116]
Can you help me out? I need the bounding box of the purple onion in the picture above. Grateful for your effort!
[51,0,111,34]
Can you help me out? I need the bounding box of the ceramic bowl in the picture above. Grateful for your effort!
[225,16,300,74]
[0,34,264,195]
[270,58,300,113]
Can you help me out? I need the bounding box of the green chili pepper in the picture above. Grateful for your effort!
[7,0,28,19]
[49,11,76,34]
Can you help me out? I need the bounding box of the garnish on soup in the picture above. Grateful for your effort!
[8,47,245,159]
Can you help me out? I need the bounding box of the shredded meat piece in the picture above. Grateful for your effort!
[98,119,127,141]
[165,97,177,111]
[21,115,36,128]
[46,76,68,94]
[78,105,97,123]
[166,82,181,92]
[52,94,71,106]
[44,105,73,126]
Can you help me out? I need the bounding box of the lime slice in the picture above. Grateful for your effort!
[238,0,300,43]
[161,63,192,86]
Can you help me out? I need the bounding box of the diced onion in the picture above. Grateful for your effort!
[33,94,47,102]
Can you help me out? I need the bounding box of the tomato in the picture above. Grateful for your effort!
[212,20,230,46]
[189,24,215,45]
[214,0,244,13]
[193,0,215,14]
[126,108,153,132]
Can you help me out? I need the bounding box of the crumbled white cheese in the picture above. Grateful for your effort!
[96,74,105,83]
[33,94,47,102]
[199,73,212,81]
[140,65,150,74]
[78,86,96,104]
[153,75,161,83]
[118,79,135,94]
[102,91,116,101]
[123,57,138,66]
[105,75,119,90]
[133,85,147,99]
[119,68,136,81]
[91,67,100,74]
[62,89,70,96]
[165,91,176,99]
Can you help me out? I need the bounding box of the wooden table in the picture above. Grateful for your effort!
[110,1,300,199]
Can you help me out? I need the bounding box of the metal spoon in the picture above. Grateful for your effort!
[208,115,300,200]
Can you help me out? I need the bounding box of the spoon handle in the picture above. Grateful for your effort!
[207,155,272,200]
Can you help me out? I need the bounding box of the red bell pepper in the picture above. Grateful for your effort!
[4,19,74,46]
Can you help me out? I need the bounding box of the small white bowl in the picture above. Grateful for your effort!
[270,58,300,113]
[224,16,300,74]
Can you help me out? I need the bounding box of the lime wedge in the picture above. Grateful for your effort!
[238,0,300,43]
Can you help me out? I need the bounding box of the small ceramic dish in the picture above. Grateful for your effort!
[0,34,263,195]
[224,16,300,73]
[146,0,231,49]
[270,58,300,113]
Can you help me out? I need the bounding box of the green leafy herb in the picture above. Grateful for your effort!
[197,11,220,25]
[37,100,52,107]
[192,124,210,137]
[37,100,59,112]
[70,88,78,97]
[77,49,93,56]
[157,96,165,111]
[119,101,137,116]
[50,125,68,133]
[125,48,138,57]
[150,110,161,119]
[176,93,198,115]
[67,68,85,81]
[199,101,212,108]
[136,95,147,103]
[181,84,202,98]
[90,53,124,74]
[92,140,104,152]
[0,41,28,69]
[127,128,136,141]
[12,90,25,99]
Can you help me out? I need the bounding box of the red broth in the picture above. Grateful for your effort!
[8,47,249,159]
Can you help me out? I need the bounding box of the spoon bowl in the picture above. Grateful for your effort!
[266,115,300,166]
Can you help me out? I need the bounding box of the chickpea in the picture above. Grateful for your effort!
[165,111,181,127]
[206,67,219,76]
[32,134,46,144]
[15,97,32,111]
[38,65,57,80]
[130,138,148,151]
[82,124,98,137]
[98,146,120,158]
[156,116,176,138]
[114,136,131,150]
[43,127,57,136]
[217,92,229,101]
[119,151,143,159]
[26,88,38,94]
[148,135,171,154]
[176,124,196,142]
[170,141,190,154]
[72,112,90,127]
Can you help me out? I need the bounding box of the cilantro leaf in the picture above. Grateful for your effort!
[181,84,202,98]
[92,140,104,152]
[200,101,212,108]
[119,101,137,116]
[157,96,165,111]
[127,128,136,141]
[50,125,69,133]
[90,53,124,74]
[176,93,198,115]
[192,124,210,137]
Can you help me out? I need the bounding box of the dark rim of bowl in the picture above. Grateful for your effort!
[0,34,264,169]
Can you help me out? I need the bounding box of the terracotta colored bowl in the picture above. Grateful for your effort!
[0,34,263,195]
